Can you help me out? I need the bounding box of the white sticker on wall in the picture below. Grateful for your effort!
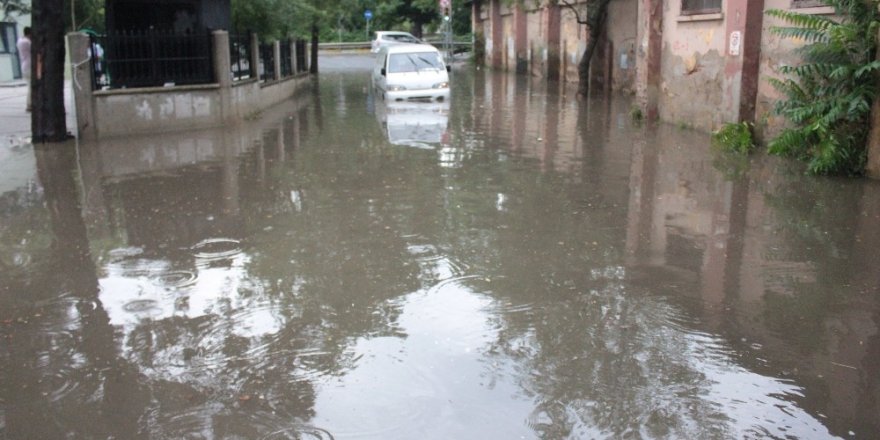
[729,30,742,56]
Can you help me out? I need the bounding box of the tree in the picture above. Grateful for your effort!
[33,0,70,142]
[559,0,614,97]
[1,0,29,18]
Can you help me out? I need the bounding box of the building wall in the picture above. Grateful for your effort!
[657,3,730,130]
[0,9,32,83]
[475,0,638,94]
[755,1,833,140]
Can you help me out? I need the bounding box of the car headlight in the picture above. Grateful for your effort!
[388,85,407,91]
[432,82,449,89]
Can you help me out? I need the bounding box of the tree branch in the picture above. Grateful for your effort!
[558,0,588,25]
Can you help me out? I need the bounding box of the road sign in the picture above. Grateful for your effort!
[364,10,373,20]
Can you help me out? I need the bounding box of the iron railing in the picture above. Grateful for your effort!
[259,42,275,81]
[95,30,214,89]
[280,40,293,77]
[295,40,307,73]
[230,33,253,81]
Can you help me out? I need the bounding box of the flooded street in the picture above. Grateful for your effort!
[2,55,879,439]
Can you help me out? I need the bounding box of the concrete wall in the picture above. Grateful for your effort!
[69,31,311,140]
[476,0,638,93]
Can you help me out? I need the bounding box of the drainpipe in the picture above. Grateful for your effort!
[67,32,97,140]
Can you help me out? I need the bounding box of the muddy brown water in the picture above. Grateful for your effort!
[2,55,879,439]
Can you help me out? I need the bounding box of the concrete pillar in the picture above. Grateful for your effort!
[213,31,232,123]
[67,32,96,140]
[735,0,765,123]
[490,0,503,69]
[250,32,260,80]
[544,3,561,81]
[514,3,528,73]
[273,41,282,81]
[636,0,662,121]
[212,31,231,88]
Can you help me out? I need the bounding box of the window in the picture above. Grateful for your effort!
[0,23,17,54]
[791,0,825,8]
[681,0,722,15]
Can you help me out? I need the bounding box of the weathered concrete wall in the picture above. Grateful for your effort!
[607,0,638,93]
[93,87,222,137]
[658,3,729,130]
[69,31,311,140]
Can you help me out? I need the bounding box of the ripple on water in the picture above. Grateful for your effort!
[190,238,243,261]
[149,270,198,289]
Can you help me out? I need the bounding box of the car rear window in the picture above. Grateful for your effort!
[385,34,419,43]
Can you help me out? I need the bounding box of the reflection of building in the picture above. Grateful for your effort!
[624,128,880,435]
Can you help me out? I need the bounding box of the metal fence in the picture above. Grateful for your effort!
[259,42,275,81]
[230,33,252,81]
[93,30,214,89]
[295,40,307,73]
[280,40,293,77]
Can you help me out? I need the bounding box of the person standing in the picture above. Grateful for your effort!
[16,26,32,112]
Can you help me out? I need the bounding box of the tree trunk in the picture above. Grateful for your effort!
[310,22,319,74]
[577,0,613,98]
[32,0,69,142]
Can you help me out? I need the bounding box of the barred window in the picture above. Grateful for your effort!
[791,0,825,8]
[681,0,722,15]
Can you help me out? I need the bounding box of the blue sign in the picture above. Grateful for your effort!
[364,10,373,20]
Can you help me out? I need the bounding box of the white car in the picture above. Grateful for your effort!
[372,44,451,102]
[371,31,423,53]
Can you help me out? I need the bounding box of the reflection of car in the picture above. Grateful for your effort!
[372,44,451,102]
[375,100,450,148]
[371,31,423,53]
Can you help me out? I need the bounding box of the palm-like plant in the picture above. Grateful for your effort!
[767,0,880,175]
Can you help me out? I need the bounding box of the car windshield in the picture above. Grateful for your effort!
[387,53,444,73]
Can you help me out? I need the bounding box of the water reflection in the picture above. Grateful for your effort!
[375,101,450,148]
[1,61,879,439]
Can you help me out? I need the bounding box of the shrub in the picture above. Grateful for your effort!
[766,0,880,175]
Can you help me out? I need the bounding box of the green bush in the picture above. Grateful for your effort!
[766,0,880,175]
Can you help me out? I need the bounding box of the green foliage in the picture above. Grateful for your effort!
[629,105,643,123]
[712,122,755,155]
[1,0,30,18]
[766,0,880,175]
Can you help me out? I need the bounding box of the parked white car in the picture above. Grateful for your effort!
[372,44,450,102]
[371,31,423,53]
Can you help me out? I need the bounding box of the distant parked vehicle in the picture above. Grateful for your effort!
[371,31,423,53]
[372,44,450,102]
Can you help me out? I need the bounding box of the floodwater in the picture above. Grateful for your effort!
[2,54,879,439]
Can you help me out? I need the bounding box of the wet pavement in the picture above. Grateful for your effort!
[1,54,880,439]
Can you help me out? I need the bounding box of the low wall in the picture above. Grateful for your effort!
[68,31,311,140]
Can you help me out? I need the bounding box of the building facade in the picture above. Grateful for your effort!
[472,0,837,137]
[0,3,31,83]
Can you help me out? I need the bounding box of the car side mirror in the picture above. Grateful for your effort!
[381,68,386,76]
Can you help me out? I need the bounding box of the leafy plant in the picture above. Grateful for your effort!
[766,0,880,175]
[712,121,755,154]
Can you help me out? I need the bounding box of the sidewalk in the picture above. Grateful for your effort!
[0,82,33,146]
[0,80,76,147]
